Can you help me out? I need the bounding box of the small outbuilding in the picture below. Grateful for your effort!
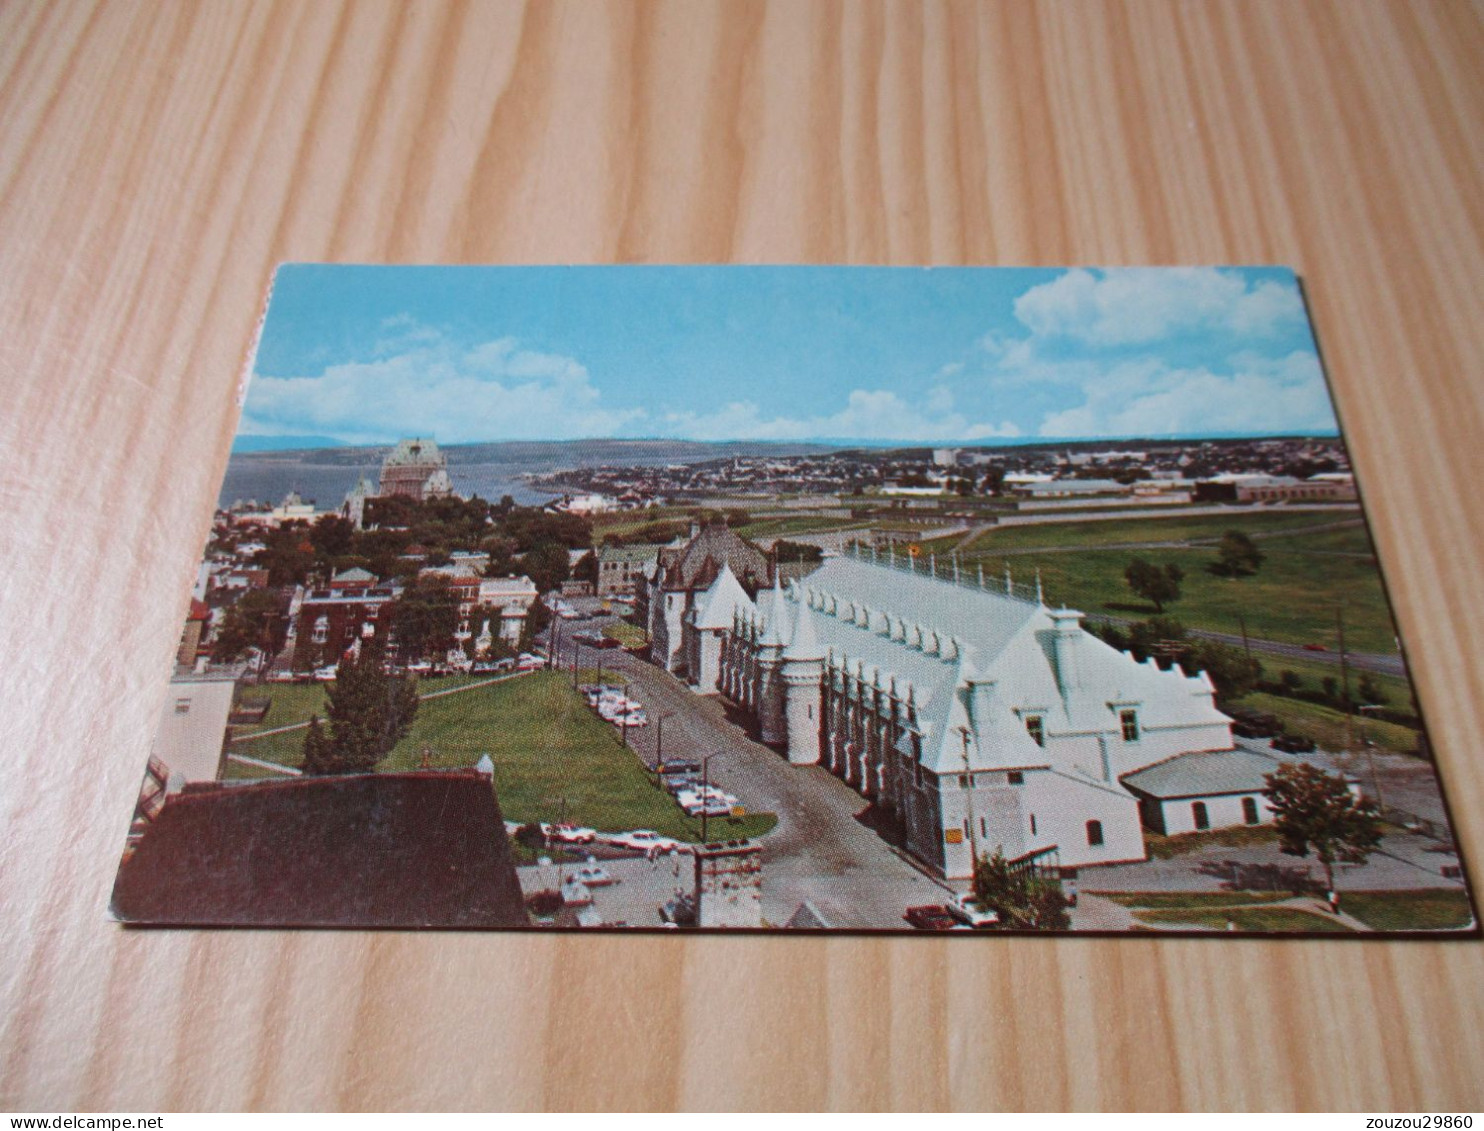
[1121,748,1282,837]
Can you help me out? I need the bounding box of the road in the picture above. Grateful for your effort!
[1079,613,1406,677]
[551,628,951,928]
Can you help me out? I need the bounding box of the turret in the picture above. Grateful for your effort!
[781,599,825,765]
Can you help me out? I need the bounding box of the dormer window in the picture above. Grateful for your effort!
[1024,715,1045,747]
[1120,708,1140,743]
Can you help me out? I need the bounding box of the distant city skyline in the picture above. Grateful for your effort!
[241,266,1339,448]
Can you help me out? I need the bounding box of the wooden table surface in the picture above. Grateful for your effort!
[2,0,1482,1112]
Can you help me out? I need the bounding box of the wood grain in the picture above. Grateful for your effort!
[2,0,1482,1111]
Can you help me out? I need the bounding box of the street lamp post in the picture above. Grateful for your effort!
[654,711,676,774]
[1356,704,1388,813]
[700,752,717,846]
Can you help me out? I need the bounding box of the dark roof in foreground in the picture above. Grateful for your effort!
[112,771,527,928]
[1121,748,1280,800]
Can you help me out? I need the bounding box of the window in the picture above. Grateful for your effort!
[174,698,191,715]
[1192,801,1210,831]
[1025,715,1045,746]
[1085,820,1104,847]
[959,774,972,789]
[1120,708,1140,742]
[1242,797,1260,825]
[1008,771,1024,785]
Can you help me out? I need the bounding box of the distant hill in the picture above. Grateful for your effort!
[229,438,841,468]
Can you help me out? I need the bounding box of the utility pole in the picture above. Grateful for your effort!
[700,752,716,846]
[1357,704,1388,813]
[1336,605,1351,703]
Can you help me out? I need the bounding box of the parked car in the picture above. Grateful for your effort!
[493,657,517,673]
[657,759,703,777]
[574,864,615,887]
[1228,708,1283,739]
[1272,732,1317,753]
[517,653,547,671]
[679,794,735,818]
[659,891,697,928]
[572,630,605,647]
[312,666,339,682]
[540,822,597,845]
[595,636,624,650]
[904,905,967,931]
[605,830,684,854]
[946,891,1001,929]
[405,660,433,676]
[1302,643,1329,652]
[559,876,593,906]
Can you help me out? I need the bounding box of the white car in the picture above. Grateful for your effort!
[312,666,339,682]
[517,653,547,671]
[574,864,615,887]
[946,891,1000,929]
[605,830,684,855]
[560,876,593,906]
[540,822,598,845]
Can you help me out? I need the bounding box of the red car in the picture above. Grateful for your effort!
[1302,643,1329,652]
[904,905,964,931]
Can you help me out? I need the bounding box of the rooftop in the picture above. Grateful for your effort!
[111,772,527,928]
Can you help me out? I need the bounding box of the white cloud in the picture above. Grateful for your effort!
[1036,351,1336,437]
[241,331,643,443]
[658,387,1020,443]
[1012,268,1304,346]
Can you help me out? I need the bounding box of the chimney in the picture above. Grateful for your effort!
[1048,608,1084,695]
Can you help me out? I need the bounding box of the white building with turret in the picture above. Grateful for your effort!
[710,549,1245,878]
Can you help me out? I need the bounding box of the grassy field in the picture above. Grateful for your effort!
[1337,890,1476,932]
[1134,906,1353,932]
[1093,891,1292,909]
[1142,824,1279,859]
[927,514,1402,655]
[225,673,491,767]
[231,671,776,843]
[1234,692,1421,756]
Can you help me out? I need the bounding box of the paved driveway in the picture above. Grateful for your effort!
[591,647,951,929]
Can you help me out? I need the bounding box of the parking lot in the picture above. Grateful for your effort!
[545,616,951,928]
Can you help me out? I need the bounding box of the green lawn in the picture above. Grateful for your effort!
[1093,891,1293,910]
[1234,692,1422,756]
[232,671,776,843]
[1134,906,1353,932]
[1143,824,1279,859]
[920,512,1403,654]
[602,620,649,649]
[1337,890,1476,932]
[225,673,491,767]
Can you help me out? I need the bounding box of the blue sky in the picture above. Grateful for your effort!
[240,265,1338,447]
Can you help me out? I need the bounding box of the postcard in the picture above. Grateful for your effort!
[110,265,1477,935]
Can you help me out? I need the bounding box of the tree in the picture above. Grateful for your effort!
[1262,762,1382,910]
[1214,530,1265,576]
[572,550,598,587]
[1124,558,1184,613]
[520,541,571,594]
[1356,671,1386,706]
[1186,639,1262,700]
[388,575,460,662]
[971,850,1071,930]
[773,539,825,566]
[211,589,286,663]
[302,637,419,774]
